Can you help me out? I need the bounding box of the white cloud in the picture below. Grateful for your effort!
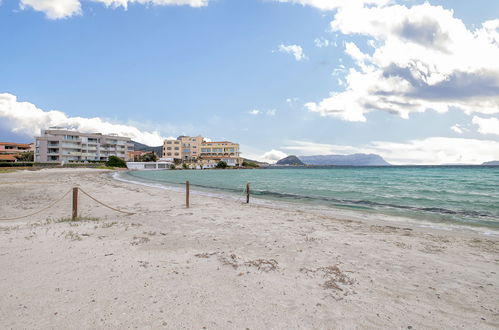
[276,44,306,61]
[20,0,208,19]
[306,3,499,121]
[248,109,277,116]
[314,37,330,48]
[20,0,81,19]
[472,116,499,136]
[0,93,167,145]
[260,149,287,163]
[272,0,391,11]
[450,124,463,134]
[282,137,499,165]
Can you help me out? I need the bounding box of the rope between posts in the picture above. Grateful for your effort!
[0,189,72,221]
[78,187,135,215]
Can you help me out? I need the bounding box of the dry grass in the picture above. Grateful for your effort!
[300,265,355,293]
[217,253,279,272]
[64,230,82,241]
[131,236,150,245]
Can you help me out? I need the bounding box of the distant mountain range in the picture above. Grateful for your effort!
[276,153,391,166]
[131,141,163,157]
[482,161,499,165]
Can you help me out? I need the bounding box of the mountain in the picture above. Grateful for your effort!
[298,153,390,166]
[131,141,163,157]
[276,155,305,166]
[482,161,499,165]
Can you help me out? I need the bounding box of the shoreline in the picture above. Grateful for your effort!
[116,170,499,239]
[1,168,498,329]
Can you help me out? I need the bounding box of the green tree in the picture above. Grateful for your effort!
[182,163,188,169]
[216,160,227,169]
[242,161,258,168]
[15,151,34,162]
[106,156,127,168]
[138,152,157,162]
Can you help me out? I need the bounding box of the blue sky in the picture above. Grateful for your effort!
[1,0,499,164]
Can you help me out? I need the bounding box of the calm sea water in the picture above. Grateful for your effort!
[123,166,499,230]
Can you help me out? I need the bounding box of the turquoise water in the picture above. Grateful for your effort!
[124,166,499,229]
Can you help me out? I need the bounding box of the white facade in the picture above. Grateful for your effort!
[35,128,133,163]
[127,162,172,170]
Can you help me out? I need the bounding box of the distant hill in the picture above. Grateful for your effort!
[131,141,163,157]
[482,161,499,165]
[276,155,305,166]
[243,158,269,167]
[297,153,390,166]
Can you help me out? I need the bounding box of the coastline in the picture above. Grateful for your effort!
[117,170,499,238]
[1,168,498,329]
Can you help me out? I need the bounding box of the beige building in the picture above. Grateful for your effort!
[35,128,133,163]
[162,136,241,166]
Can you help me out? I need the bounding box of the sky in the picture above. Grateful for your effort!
[1,0,499,165]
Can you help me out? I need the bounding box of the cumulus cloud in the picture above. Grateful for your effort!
[450,124,464,134]
[239,147,287,164]
[260,149,288,163]
[282,138,499,165]
[248,109,261,115]
[305,3,499,121]
[20,0,81,19]
[20,0,208,19]
[0,93,167,145]
[472,116,499,136]
[276,44,306,61]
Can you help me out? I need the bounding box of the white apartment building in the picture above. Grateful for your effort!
[35,128,133,163]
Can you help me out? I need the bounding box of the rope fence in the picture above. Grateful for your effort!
[0,181,251,220]
[0,187,135,221]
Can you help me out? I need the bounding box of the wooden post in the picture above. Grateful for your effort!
[72,187,78,220]
[246,183,250,204]
[186,181,190,208]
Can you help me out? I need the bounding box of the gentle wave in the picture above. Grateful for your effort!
[119,167,499,230]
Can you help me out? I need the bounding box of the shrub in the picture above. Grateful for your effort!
[242,161,258,168]
[169,164,176,170]
[106,156,127,168]
[137,152,157,162]
[182,163,188,169]
[15,151,34,162]
[216,161,227,169]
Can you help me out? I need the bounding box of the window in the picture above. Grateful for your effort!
[183,149,190,153]
[174,147,179,150]
[167,153,172,156]
[174,153,179,156]
[167,141,172,144]
[167,147,171,150]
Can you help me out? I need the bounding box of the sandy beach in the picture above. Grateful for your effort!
[0,168,497,329]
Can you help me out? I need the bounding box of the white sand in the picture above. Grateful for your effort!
[0,168,498,329]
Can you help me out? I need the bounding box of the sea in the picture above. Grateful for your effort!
[117,166,499,235]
